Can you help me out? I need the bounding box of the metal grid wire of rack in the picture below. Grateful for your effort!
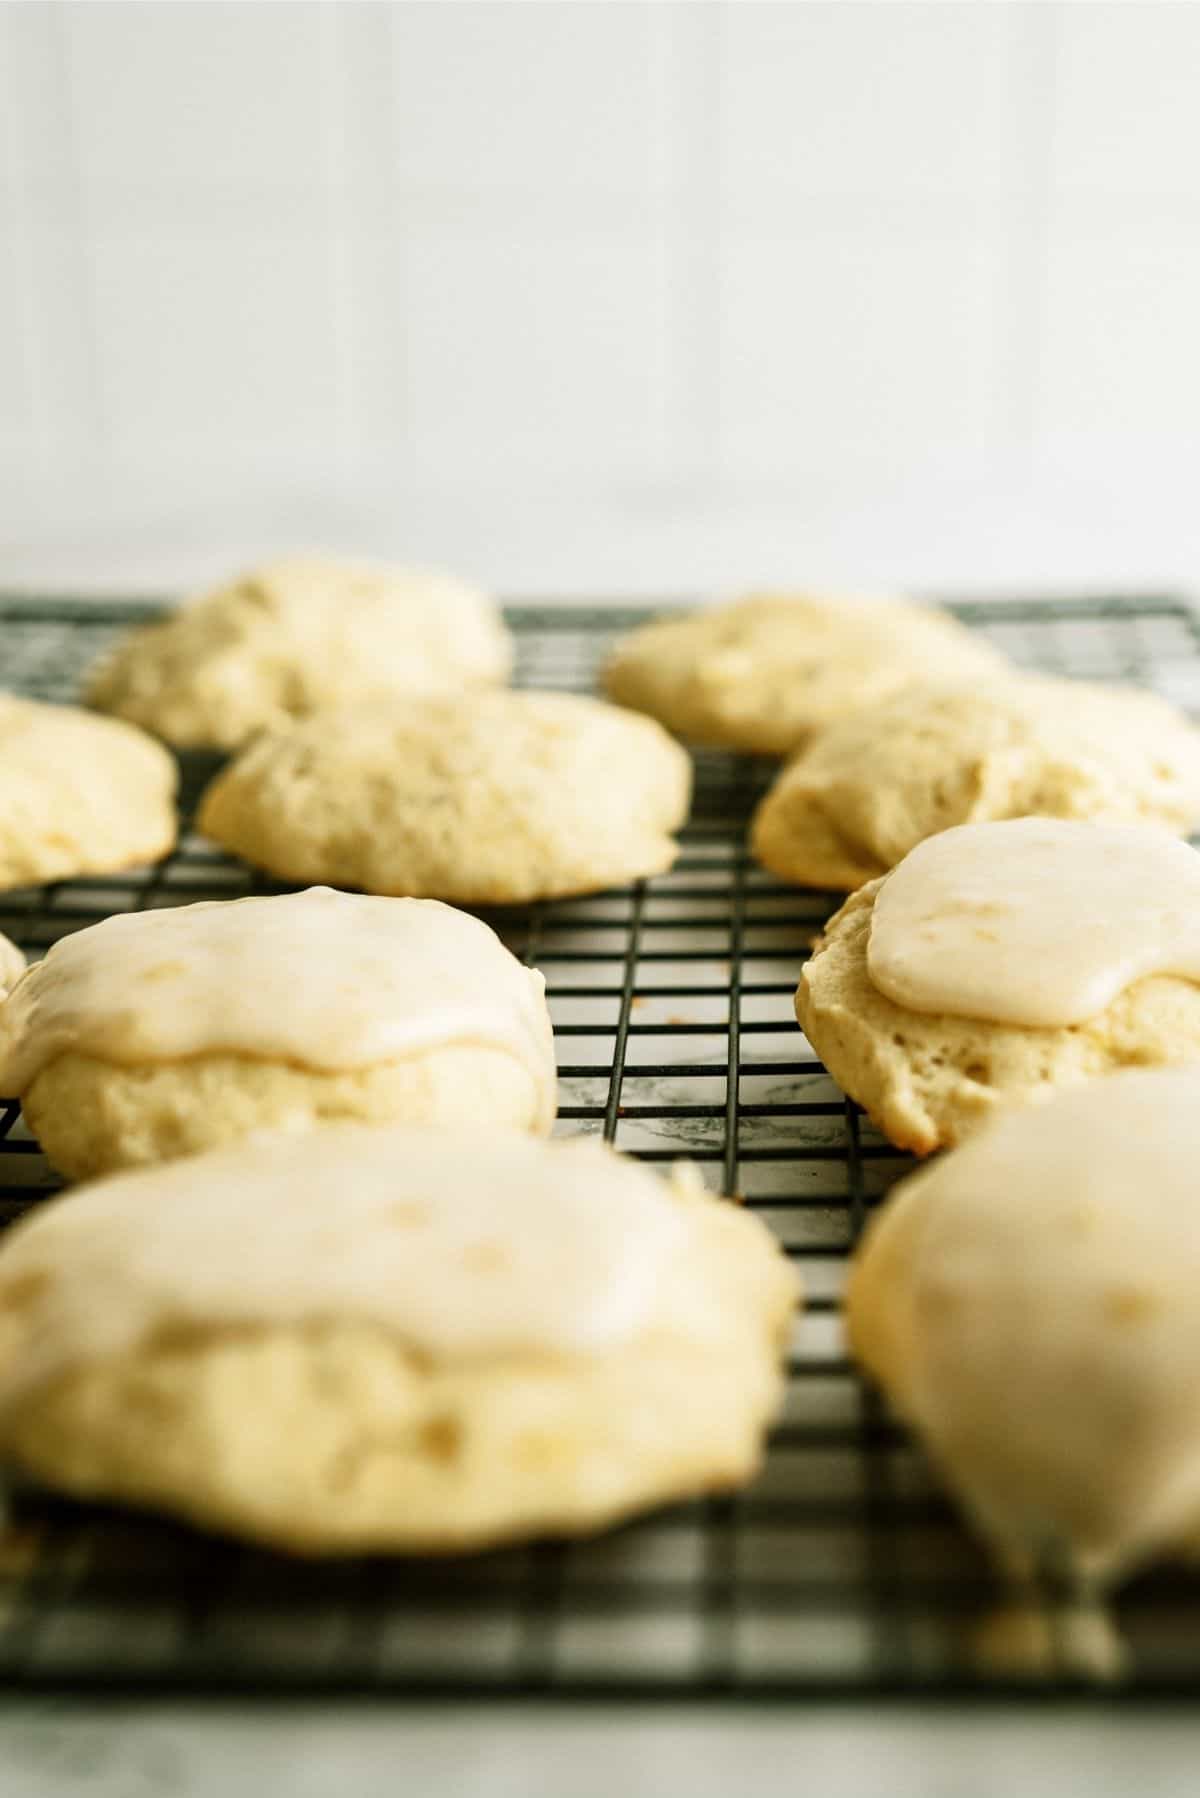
[3,592,1200,1698]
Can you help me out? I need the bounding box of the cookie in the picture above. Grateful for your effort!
[0,934,24,998]
[0,1127,800,1553]
[848,1069,1200,1593]
[1,886,556,1178]
[602,594,1004,755]
[753,674,1200,890]
[0,695,177,891]
[86,556,512,749]
[797,819,1200,1153]
[197,690,692,902]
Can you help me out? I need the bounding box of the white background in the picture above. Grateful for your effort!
[2,0,1200,597]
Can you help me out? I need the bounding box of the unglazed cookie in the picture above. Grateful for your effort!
[602,594,1004,754]
[197,690,692,902]
[0,934,24,998]
[797,819,1200,1153]
[0,696,177,890]
[86,556,512,749]
[753,674,1200,890]
[848,1069,1200,1592]
[0,886,556,1178]
[0,1128,800,1553]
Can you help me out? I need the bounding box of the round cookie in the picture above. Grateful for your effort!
[797,820,1200,1153]
[1,886,556,1178]
[848,1069,1200,1592]
[602,594,1004,755]
[753,674,1200,890]
[0,1127,800,1554]
[0,695,177,891]
[0,933,24,997]
[86,555,512,749]
[197,690,692,902]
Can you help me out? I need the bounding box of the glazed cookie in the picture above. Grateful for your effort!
[602,594,1004,755]
[797,818,1200,1153]
[753,674,1200,890]
[87,556,512,749]
[848,1069,1200,1594]
[0,1127,800,1553]
[0,934,24,997]
[0,695,177,890]
[197,690,692,902]
[0,886,556,1179]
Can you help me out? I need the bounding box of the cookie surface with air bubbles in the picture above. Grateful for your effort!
[753,674,1200,891]
[86,555,513,749]
[197,689,693,903]
[0,695,177,892]
[603,594,1004,755]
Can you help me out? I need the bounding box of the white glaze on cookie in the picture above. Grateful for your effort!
[848,1069,1200,1585]
[0,887,555,1126]
[0,1129,687,1406]
[867,819,1200,1027]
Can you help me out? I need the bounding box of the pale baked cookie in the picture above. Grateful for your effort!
[848,1069,1200,1595]
[0,1127,800,1554]
[797,819,1200,1153]
[0,934,24,998]
[0,695,177,891]
[753,674,1200,890]
[87,556,512,749]
[602,594,1004,755]
[197,690,692,902]
[0,886,556,1178]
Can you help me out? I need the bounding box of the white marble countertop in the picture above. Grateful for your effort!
[5,1699,1200,1797]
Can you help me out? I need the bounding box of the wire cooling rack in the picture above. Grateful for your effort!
[3,592,1200,1697]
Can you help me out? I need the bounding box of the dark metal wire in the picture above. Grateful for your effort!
[0,593,1199,1695]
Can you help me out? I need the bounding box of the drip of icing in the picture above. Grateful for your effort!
[867,818,1200,1026]
[970,1595,1127,1685]
[0,887,555,1127]
[0,1128,686,1406]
